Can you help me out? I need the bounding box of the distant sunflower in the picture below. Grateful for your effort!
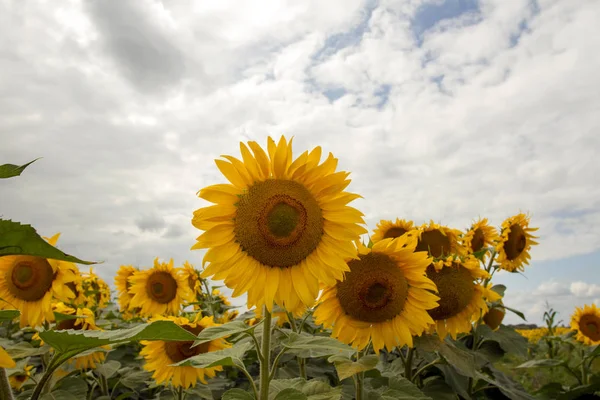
[571,304,600,346]
[416,222,465,259]
[0,233,77,328]
[115,265,138,312]
[314,236,439,353]
[0,346,15,368]
[193,136,366,311]
[140,315,230,388]
[426,256,500,339]
[81,268,111,309]
[495,213,538,272]
[463,218,498,255]
[64,268,87,307]
[181,261,202,298]
[9,365,34,390]
[371,219,415,243]
[128,258,193,317]
[220,310,239,323]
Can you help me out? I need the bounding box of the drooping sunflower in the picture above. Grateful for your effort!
[0,233,77,328]
[571,304,600,346]
[193,136,366,312]
[64,267,87,307]
[495,213,539,272]
[9,365,34,390]
[181,261,202,296]
[314,235,439,353]
[128,258,194,317]
[115,265,138,312]
[81,268,111,309]
[426,256,500,340]
[463,218,499,255]
[416,221,465,259]
[371,219,416,243]
[0,346,16,368]
[140,315,230,388]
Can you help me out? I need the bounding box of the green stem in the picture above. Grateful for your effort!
[238,366,258,400]
[298,358,307,380]
[177,386,184,400]
[355,373,364,400]
[581,349,588,385]
[0,368,14,400]
[404,348,415,381]
[482,250,497,287]
[30,353,73,400]
[245,331,264,364]
[269,347,289,381]
[99,374,109,396]
[259,306,272,400]
[286,311,307,379]
[202,280,218,317]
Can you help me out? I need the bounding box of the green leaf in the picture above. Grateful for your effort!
[120,370,152,390]
[558,382,600,400]
[281,332,354,358]
[328,354,379,380]
[5,342,51,359]
[413,335,476,378]
[222,389,255,400]
[0,219,97,264]
[95,360,121,379]
[387,376,432,399]
[193,320,255,346]
[40,391,79,400]
[53,377,88,399]
[53,312,88,323]
[0,158,40,178]
[421,377,458,400]
[0,309,20,320]
[269,379,341,400]
[39,320,197,355]
[516,359,565,368]
[176,342,251,370]
[274,388,307,400]
[477,366,536,400]
[477,325,528,358]
[501,305,527,321]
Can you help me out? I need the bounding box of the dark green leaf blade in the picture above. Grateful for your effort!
[0,158,40,179]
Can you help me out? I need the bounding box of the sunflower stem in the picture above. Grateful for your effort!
[411,358,442,383]
[581,349,588,385]
[404,347,415,381]
[99,373,109,396]
[177,386,184,400]
[354,372,364,400]
[259,306,272,400]
[0,368,14,400]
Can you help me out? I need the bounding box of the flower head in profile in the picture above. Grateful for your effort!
[495,213,538,272]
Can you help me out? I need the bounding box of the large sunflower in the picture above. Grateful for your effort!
[571,304,600,346]
[115,265,138,312]
[128,258,193,317]
[0,233,77,328]
[140,315,230,388]
[416,221,465,258]
[314,236,439,353]
[462,218,498,255]
[495,213,538,272]
[426,256,499,339]
[193,136,366,312]
[371,219,416,243]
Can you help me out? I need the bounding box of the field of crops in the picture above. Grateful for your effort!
[1,138,599,400]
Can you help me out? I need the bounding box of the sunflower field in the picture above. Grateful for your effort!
[1,137,599,400]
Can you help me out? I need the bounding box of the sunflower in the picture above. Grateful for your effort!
[81,268,111,309]
[0,346,15,368]
[0,233,77,328]
[140,315,230,388]
[571,304,600,346]
[371,219,416,243]
[426,256,500,340]
[416,221,465,259]
[9,365,34,390]
[181,261,202,297]
[463,218,498,255]
[314,235,439,353]
[193,136,366,312]
[128,258,193,317]
[220,310,239,323]
[495,213,538,272]
[64,268,87,307]
[115,265,138,312]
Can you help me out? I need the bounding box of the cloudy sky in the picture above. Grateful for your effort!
[1,0,599,326]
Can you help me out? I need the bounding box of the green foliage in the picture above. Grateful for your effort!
[0,159,40,179]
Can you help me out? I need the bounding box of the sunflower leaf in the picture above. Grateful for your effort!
[500,305,527,321]
[192,320,257,346]
[0,309,20,320]
[281,332,354,358]
[477,325,528,358]
[0,219,98,264]
[39,320,197,355]
[516,359,565,368]
[328,354,379,381]
[270,378,342,400]
[175,342,252,370]
[222,388,255,400]
[0,158,40,179]
[490,284,506,297]
[53,312,88,323]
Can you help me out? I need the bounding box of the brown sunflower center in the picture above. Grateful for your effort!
[56,318,80,331]
[146,272,177,304]
[471,228,485,252]
[336,253,408,323]
[416,229,451,258]
[164,324,211,363]
[6,256,54,302]
[426,263,475,320]
[579,314,600,341]
[383,227,407,239]
[504,224,527,260]
[235,179,323,268]
[13,374,28,384]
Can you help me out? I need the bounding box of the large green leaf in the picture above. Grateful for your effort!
[53,376,88,399]
[477,366,536,400]
[0,159,40,178]
[39,320,197,354]
[175,342,252,370]
[477,324,528,358]
[0,219,97,264]
[421,377,458,400]
[4,342,51,359]
[387,376,432,399]
[0,309,19,320]
[274,389,307,400]
[328,354,379,380]
[193,320,256,346]
[413,335,476,378]
[516,359,565,368]
[95,360,122,379]
[281,332,354,358]
[222,389,255,400]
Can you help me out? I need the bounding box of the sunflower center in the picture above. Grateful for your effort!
[336,253,408,323]
[471,228,485,252]
[6,257,54,302]
[146,272,177,304]
[416,229,451,258]
[426,263,475,320]
[504,224,527,260]
[56,318,79,331]
[235,179,323,268]
[383,227,407,239]
[164,324,211,363]
[579,314,600,341]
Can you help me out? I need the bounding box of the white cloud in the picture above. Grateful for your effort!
[570,282,600,298]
